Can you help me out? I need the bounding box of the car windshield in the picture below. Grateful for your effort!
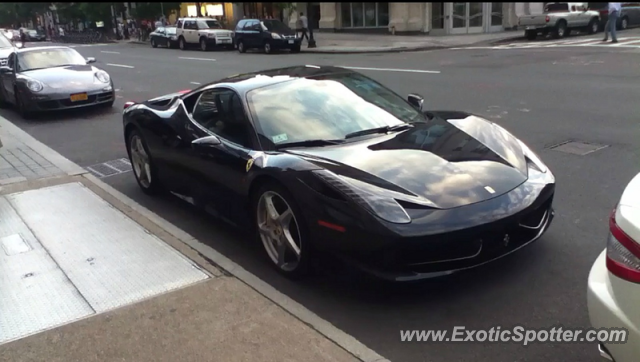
[197,20,222,29]
[247,73,425,145]
[545,4,569,12]
[261,20,290,32]
[0,34,12,48]
[165,27,177,34]
[27,30,37,35]
[17,48,87,71]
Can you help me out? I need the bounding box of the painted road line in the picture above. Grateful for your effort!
[179,57,216,61]
[106,63,134,69]
[340,66,440,74]
[101,51,120,54]
[190,82,201,85]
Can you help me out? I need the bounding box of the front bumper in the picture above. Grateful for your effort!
[21,86,115,112]
[270,38,301,50]
[587,250,640,362]
[206,37,233,46]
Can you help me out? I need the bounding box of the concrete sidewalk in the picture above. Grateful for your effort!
[0,118,389,362]
[122,30,522,53]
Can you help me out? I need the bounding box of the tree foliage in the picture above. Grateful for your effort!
[0,2,51,26]
[131,2,181,20]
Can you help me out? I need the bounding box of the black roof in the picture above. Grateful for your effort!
[201,65,356,95]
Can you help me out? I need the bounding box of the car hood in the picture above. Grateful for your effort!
[202,29,233,36]
[20,65,102,89]
[288,112,530,209]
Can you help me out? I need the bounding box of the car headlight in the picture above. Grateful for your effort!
[207,33,216,38]
[170,35,177,40]
[26,79,43,92]
[95,70,110,83]
[518,139,547,173]
[271,33,282,39]
[312,169,411,224]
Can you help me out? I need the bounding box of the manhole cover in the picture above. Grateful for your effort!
[548,141,609,156]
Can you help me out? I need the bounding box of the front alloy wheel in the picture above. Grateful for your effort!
[255,185,309,277]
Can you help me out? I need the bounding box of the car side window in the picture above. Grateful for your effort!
[191,89,254,148]
[246,20,259,31]
[185,20,196,30]
[236,20,246,31]
[157,27,164,33]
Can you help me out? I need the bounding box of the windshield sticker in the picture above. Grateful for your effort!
[272,133,288,143]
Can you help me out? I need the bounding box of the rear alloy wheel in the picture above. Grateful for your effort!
[255,184,311,278]
[179,37,186,50]
[151,39,157,48]
[553,21,567,38]
[237,40,246,53]
[263,41,272,54]
[588,19,599,34]
[621,17,629,30]
[128,130,161,195]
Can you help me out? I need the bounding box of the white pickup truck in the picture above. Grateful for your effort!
[175,17,234,51]
[518,2,601,40]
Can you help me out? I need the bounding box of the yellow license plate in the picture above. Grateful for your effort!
[70,93,88,102]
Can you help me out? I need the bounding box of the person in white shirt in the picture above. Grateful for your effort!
[603,2,621,43]
[297,12,309,42]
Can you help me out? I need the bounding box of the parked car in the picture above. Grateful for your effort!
[150,26,178,48]
[0,32,17,67]
[121,65,555,281]
[235,18,301,54]
[175,17,234,51]
[587,172,640,362]
[518,2,601,39]
[0,46,115,119]
[589,2,640,31]
[24,28,47,42]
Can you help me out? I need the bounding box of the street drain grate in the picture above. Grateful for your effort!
[86,158,132,178]
[548,141,609,156]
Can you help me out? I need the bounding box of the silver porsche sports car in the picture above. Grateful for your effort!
[0,46,115,119]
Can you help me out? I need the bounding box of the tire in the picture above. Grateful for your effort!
[178,36,186,50]
[552,20,568,38]
[127,129,162,195]
[151,39,157,48]
[620,17,629,30]
[15,89,32,120]
[237,40,246,53]
[588,19,599,34]
[263,41,272,54]
[0,87,8,108]
[200,37,210,51]
[253,182,312,279]
[525,30,537,40]
[291,45,301,53]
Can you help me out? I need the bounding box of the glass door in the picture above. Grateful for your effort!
[448,2,484,34]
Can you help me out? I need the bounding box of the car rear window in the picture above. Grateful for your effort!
[545,3,569,12]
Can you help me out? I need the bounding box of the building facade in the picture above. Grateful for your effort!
[287,2,545,35]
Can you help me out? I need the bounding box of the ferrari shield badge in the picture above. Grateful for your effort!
[246,158,254,173]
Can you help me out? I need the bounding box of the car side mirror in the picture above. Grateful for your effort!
[0,66,12,74]
[192,135,222,152]
[86,57,96,64]
[407,93,424,110]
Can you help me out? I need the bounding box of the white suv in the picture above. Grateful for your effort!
[175,17,234,51]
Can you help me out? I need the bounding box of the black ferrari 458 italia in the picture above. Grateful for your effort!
[122,65,556,282]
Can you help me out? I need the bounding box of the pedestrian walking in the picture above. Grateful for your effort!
[297,12,309,42]
[19,28,26,43]
[603,2,621,43]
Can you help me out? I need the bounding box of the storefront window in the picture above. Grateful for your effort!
[431,3,445,29]
[341,3,389,28]
[491,2,503,26]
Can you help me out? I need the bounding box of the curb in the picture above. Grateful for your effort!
[301,45,445,54]
[0,115,392,362]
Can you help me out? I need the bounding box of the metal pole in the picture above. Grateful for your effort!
[160,2,164,19]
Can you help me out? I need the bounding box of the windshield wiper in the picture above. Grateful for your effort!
[274,139,343,150]
[344,123,413,139]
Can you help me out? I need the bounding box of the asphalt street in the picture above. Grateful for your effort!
[4,38,640,362]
